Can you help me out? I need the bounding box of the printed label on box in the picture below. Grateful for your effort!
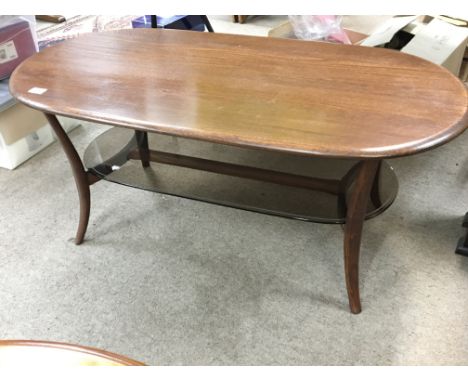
[0,41,19,64]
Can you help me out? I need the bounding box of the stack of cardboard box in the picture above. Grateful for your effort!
[0,16,79,170]
[269,15,468,80]
[0,80,78,170]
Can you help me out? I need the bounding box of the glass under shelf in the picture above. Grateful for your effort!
[83,127,398,224]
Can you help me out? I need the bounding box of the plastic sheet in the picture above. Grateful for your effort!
[289,15,351,44]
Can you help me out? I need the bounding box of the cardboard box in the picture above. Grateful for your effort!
[0,103,79,170]
[0,104,53,169]
[269,16,468,78]
[361,16,468,77]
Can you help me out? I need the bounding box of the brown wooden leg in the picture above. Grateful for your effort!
[344,160,380,314]
[134,131,150,168]
[455,212,468,256]
[36,15,66,23]
[370,160,382,208]
[44,114,90,245]
[337,161,362,217]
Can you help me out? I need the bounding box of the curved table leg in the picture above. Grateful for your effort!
[337,161,361,217]
[44,113,91,245]
[344,159,380,314]
[134,131,150,168]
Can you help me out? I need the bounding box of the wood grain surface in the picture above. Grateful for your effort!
[0,340,145,365]
[10,28,468,158]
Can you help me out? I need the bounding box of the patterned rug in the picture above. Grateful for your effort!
[36,15,137,50]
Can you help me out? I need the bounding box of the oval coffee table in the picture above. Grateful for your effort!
[9,29,468,313]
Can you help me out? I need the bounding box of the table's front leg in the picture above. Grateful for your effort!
[344,159,380,314]
[44,113,97,245]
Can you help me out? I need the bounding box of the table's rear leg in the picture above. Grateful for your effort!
[343,159,380,314]
[455,212,468,256]
[44,113,92,245]
[134,131,150,168]
[370,160,382,208]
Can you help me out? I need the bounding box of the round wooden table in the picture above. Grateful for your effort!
[0,340,145,366]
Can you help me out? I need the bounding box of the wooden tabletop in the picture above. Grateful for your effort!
[10,29,468,158]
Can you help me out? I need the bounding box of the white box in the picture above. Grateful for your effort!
[0,102,79,170]
[0,120,54,170]
[359,16,418,47]
[360,16,468,77]
[401,18,468,76]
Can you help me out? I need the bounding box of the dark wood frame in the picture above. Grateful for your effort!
[45,113,380,314]
[11,29,465,315]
